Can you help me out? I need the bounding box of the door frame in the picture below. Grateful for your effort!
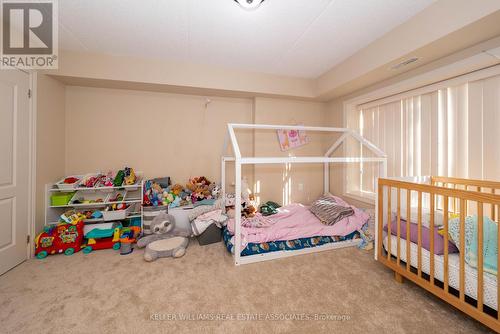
[27,71,37,259]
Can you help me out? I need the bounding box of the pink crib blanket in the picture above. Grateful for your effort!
[227,198,369,247]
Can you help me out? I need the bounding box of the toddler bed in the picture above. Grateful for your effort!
[222,123,387,265]
[223,227,360,257]
[377,176,500,332]
[223,199,368,258]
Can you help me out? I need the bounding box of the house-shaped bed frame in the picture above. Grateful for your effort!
[222,123,387,265]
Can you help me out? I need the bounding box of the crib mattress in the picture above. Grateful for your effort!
[223,226,360,257]
[383,235,498,310]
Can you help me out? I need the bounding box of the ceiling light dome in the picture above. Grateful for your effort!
[234,0,265,11]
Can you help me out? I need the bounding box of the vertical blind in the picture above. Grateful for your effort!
[346,73,500,196]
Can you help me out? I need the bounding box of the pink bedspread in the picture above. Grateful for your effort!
[227,197,369,247]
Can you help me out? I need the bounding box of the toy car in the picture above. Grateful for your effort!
[35,220,85,259]
[82,222,122,254]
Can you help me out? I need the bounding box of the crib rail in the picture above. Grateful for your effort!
[431,176,500,221]
[377,177,500,332]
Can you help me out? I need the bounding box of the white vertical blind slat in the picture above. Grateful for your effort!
[347,73,500,196]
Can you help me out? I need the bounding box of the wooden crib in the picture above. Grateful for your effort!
[377,176,500,332]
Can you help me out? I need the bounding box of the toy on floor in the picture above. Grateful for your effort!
[136,212,190,261]
[82,222,122,254]
[119,226,141,255]
[144,238,189,262]
[35,218,85,259]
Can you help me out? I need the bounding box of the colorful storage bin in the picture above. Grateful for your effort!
[50,192,75,206]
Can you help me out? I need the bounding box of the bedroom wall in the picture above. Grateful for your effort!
[35,74,66,232]
[252,97,330,205]
[64,86,255,187]
[63,87,331,207]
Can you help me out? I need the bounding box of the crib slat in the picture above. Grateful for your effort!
[498,203,500,320]
[417,191,422,277]
[477,202,484,312]
[406,189,411,271]
[377,183,384,260]
[397,188,401,266]
[387,187,392,262]
[459,199,466,301]
[452,184,456,213]
[465,186,468,216]
[491,189,496,221]
[443,196,449,292]
[430,193,435,285]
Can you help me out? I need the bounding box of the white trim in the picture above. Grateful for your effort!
[229,123,349,132]
[240,157,386,164]
[223,123,386,265]
[27,72,37,259]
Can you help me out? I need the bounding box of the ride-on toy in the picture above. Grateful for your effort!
[82,222,122,254]
[34,219,85,259]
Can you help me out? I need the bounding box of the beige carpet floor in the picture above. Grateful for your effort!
[0,240,494,334]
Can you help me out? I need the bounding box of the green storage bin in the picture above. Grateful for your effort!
[51,192,75,206]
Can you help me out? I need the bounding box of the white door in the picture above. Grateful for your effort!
[0,69,30,275]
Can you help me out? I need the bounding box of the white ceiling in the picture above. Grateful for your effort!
[59,0,436,78]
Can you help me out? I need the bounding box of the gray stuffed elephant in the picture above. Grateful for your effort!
[137,212,190,261]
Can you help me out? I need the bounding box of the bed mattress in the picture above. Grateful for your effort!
[383,235,498,310]
[223,226,360,257]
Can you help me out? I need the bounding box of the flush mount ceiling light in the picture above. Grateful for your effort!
[234,0,265,11]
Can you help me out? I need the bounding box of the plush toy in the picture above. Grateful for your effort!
[124,167,137,185]
[243,204,257,218]
[136,213,190,261]
[225,193,235,206]
[209,183,221,198]
[169,195,181,208]
[170,184,184,196]
[186,176,214,203]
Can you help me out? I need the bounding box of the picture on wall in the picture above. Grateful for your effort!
[277,126,309,151]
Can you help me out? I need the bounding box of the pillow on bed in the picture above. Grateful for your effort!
[447,215,498,275]
[392,208,445,228]
[384,220,459,255]
[309,196,354,225]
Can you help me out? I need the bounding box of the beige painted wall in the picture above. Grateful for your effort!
[64,87,333,206]
[35,74,66,233]
[64,86,255,187]
[252,97,330,205]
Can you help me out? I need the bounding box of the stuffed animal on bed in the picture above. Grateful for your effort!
[136,213,191,261]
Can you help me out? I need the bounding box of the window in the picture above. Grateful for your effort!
[346,72,500,198]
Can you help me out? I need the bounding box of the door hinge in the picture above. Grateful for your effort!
[28,89,31,98]
[27,235,30,244]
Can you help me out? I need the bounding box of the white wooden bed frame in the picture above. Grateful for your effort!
[221,123,387,265]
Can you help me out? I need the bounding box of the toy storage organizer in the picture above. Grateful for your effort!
[45,173,144,231]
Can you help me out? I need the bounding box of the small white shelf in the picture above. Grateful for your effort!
[47,214,142,226]
[48,183,143,192]
[49,199,141,209]
[45,173,144,231]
